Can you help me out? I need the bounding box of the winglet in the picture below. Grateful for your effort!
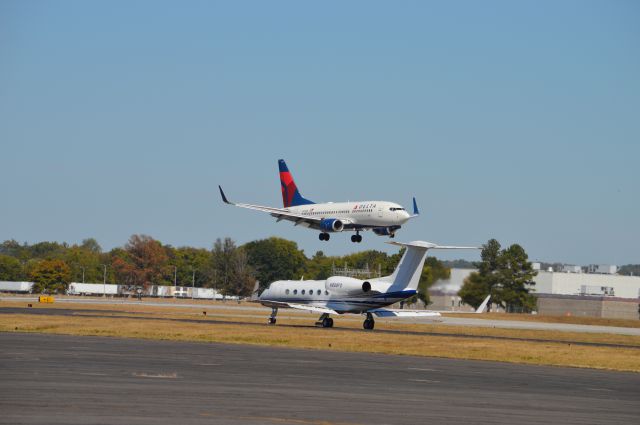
[218,185,233,205]
[475,295,491,313]
[412,197,420,216]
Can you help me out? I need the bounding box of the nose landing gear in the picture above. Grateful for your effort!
[268,307,278,325]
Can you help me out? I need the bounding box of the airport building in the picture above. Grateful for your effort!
[426,267,640,319]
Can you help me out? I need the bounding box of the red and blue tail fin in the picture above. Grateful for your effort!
[279,159,314,208]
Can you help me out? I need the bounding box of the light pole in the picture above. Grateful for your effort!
[174,266,177,287]
[102,265,107,297]
[81,267,85,284]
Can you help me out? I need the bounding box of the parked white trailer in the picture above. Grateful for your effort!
[0,281,34,293]
[67,282,118,296]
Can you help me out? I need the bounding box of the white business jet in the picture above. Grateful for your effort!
[257,240,487,330]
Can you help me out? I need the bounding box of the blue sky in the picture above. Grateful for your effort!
[1,0,639,265]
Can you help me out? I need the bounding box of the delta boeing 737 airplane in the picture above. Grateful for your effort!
[256,240,487,330]
[219,159,419,242]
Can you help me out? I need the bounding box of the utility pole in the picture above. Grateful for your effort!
[81,267,85,283]
[174,266,177,287]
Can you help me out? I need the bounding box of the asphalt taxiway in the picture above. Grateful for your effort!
[1,333,639,425]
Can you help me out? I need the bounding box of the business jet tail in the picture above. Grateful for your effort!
[386,241,480,292]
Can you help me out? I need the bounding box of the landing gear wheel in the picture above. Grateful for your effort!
[389,233,395,239]
[319,233,330,241]
[351,235,357,243]
[363,312,375,330]
[356,234,362,243]
[322,317,334,328]
[268,318,277,325]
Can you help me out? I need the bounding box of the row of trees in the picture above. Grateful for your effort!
[0,235,449,301]
[1,236,537,310]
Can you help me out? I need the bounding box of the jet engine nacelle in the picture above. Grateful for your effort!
[372,225,401,236]
[320,218,344,232]
[325,276,372,295]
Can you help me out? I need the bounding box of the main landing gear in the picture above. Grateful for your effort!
[315,313,334,328]
[363,312,375,330]
[350,232,362,243]
[319,232,330,241]
[268,307,278,325]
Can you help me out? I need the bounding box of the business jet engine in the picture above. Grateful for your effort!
[325,276,375,295]
[320,218,344,232]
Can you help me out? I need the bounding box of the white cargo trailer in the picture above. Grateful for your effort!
[67,282,118,295]
[0,281,34,293]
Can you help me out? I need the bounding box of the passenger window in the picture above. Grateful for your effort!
[286,289,290,295]
[325,290,329,295]
[293,289,298,295]
[317,289,321,295]
[301,289,305,295]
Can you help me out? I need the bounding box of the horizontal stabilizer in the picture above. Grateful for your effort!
[388,241,480,250]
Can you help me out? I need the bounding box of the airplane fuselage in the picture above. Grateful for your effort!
[259,277,416,314]
[288,200,411,229]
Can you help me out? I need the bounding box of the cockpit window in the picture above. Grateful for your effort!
[389,207,405,211]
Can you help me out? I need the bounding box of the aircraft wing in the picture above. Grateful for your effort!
[260,300,338,315]
[438,295,491,314]
[369,309,441,318]
[219,186,323,228]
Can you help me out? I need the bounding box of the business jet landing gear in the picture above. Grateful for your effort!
[315,313,334,328]
[363,312,375,330]
[268,307,278,325]
[319,232,330,241]
[350,233,362,243]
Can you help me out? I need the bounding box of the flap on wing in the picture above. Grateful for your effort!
[370,309,441,318]
[288,303,338,314]
[262,300,338,315]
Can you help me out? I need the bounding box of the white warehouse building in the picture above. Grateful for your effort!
[533,271,640,299]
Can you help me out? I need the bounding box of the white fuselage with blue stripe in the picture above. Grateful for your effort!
[259,241,434,315]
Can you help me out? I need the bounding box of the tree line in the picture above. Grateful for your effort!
[0,235,449,301]
[0,235,538,311]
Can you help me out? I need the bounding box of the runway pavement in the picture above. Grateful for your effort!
[1,333,639,425]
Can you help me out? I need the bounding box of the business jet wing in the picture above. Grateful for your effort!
[369,309,441,318]
[439,295,491,314]
[260,300,338,315]
[369,296,490,318]
[219,186,323,228]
